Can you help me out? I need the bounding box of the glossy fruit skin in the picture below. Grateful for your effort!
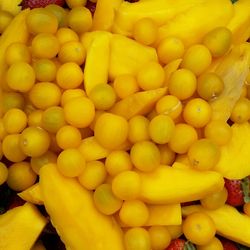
[22,0,65,9]
[224,179,244,206]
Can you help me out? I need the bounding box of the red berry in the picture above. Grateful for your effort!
[85,0,96,15]
[221,238,238,250]
[22,0,65,9]
[224,179,244,206]
[166,239,186,250]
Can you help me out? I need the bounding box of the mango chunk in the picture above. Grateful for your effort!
[0,0,22,15]
[157,0,233,47]
[145,204,182,226]
[214,122,250,179]
[112,0,207,37]
[227,0,250,44]
[83,32,111,95]
[78,136,110,161]
[109,34,157,80]
[182,204,250,247]
[18,183,43,205]
[139,165,224,204]
[110,88,167,119]
[40,164,125,250]
[0,203,47,250]
[92,0,122,31]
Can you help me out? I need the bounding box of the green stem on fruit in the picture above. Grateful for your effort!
[184,241,196,250]
[241,177,250,203]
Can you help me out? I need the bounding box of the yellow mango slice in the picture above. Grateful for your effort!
[110,88,167,119]
[139,165,224,204]
[18,183,43,205]
[109,34,157,80]
[214,122,250,179]
[182,204,250,247]
[0,0,22,15]
[164,59,182,85]
[112,0,207,37]
[92,0,122,31]
[227,0,250,44]
[145,204,182,226]
[78,136,110,162]
[0,203,47,250]
[210,43,250,121]
[83,32,111,95]
[40,164,125,250]
[157,0,233,47]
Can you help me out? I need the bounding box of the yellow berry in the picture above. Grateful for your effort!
[45,4,68,28]
[230,97,250,123]
[0,10,13,33]
[41,106,66,133]
[183,98,212,128]
[66,0,87,8]
[133,18,158,46]
[57,148,85,177]
[64,96,95,128]
[29,82,61,110]
[56,62,84,89]
[28,110,43,127]
[67,6,92,34]
[156,95,182,120]
[200,187,228,210]
[78,160,107,190]
[26,8,58,34]
[2,91,25,114]
[203,27,232,57]
[128,115,150,143]
[188,139,220,171]
[2,134,26,162]
[56,27,79,45]
[56,125,82,149]
[119,200,149,227]
[149,114,175,144]
[158,144,176,165]
[197,72,224,101]
[7,161,37,192]
[61,88,86,106]
[113,74,139,99]
[30,150,57,174]
[168,69,197,100]
[130,140,160,172]
[6,62,35,92]
[31,33,60,59]
[124,227,151,250]
[58,41,86,65]
[0,162,8,185]
[19,127,50,157]
[169,123,198,154]
[94,113,128,150]
[181,44,212,76]
[93,183,123,215]
[112,170,141,200]
[3,108,27,134]
[204,120,232,146]
[89,84,116,110]
[148,226,171,250]
[33,59,57,82]
[105,150,133,176]
[196,237,223,250]
[137,62,165,90]
[5,42,31,65]
[157,37,185,65]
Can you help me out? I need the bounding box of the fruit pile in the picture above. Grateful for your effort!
[0,0,250,249]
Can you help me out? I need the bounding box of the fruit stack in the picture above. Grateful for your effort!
[0,0,250,249]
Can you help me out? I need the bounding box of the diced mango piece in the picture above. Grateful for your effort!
[110,88,167,119]
[182,204,250,247]
[227,0,250,44]
[164,59,182,84]
[214,122,250,179]
[92,0,122,31]
[139,165,224,204]
[157,0,233,47]
[0,203,47,250]
[18,183,43,205]
[78,136,110,161]
[83,32,111,95]
[112,0,207,36]
[145,204,182,226]
[0,0,22,16]
[109,34,157,80]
